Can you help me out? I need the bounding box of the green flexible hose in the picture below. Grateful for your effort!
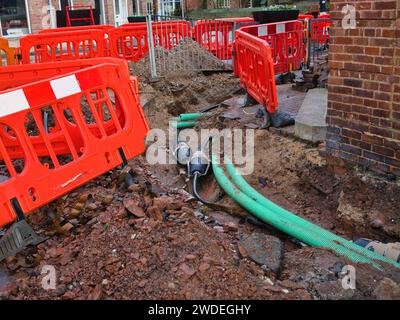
[211,155,400,270]
[171,121,199,129]
[224,158,400,269]
[176,113,210,121]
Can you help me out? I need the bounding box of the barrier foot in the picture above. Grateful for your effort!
[0,220,46,262]
[241,92,258,108]
[118,148,136,187]
[260,107,272,129]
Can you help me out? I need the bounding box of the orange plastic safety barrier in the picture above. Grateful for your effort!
[39,24,114,35]
[193,18,254,60]
[243,21,305,75]
[298,14,314,20]
[19,29,106,64]
[0,58,149,227]
[0,37,18,66]
[310,18,331,47]
[234,25,278,114]
[0,59,123,159]
[39,25,114,55]
[109,21,191,62]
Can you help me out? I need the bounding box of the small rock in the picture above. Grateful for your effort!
[258,176,268,187]
[238,244,249,258]
[263,285,285,293]
[59,253,73,266]
[68,208,81,219]
[57,223,74,235]
[371,218,384,229]
[128,218,145,226]
[61,276,73,285]
[202,256,219,266]
[102,195,114,205]
[123,199,145,218]
[0,283,17,299]
[185,254,196,261]
[179,263,196,277]
[62,291,76,300]
[240,233,284,275]
[153,196,173,210]
[374,278,400,300]
[167,282,176,290]
[46,247,62,258]
[213,226,224,233]
[86,203,98,211]
[128,184,142,193]
[89,284,104,300]
[198,262,210,272]
[101,279,109,286]
[224,222,238,232]
[147,206,163,221]
[138,280,147,288]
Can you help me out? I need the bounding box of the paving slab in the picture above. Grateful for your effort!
[295,88,328,143]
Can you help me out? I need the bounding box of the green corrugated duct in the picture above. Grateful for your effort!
[211,154,400,270]
[224,158,400,269]
[171,121,199,129]
[176,113,210,121]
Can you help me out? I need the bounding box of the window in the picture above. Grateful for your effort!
[0,0,29,36]
[60,0,73,10]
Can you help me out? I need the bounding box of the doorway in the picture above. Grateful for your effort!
[114,0,128,26]
[0,0,30,36]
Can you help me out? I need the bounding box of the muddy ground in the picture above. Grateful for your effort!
[0,70,399,300]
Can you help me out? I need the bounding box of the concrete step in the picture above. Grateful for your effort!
[295,88,328,143]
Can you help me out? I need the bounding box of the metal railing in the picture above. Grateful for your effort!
[147,15,238,78]
[307,18,331,69]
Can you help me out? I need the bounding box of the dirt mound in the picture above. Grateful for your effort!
[130,39,231,81]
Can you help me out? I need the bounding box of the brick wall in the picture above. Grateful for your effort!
[28,0,49,34]
[326,0,400,177]
[27,0,139,32]
[186,0,203,11]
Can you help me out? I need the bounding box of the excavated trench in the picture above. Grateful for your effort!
[0,69,399,300]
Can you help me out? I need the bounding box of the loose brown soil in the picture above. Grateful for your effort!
[1,68,399,300]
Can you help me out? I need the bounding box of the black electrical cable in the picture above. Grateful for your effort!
[193,172,214,205]
[200,103,221,113]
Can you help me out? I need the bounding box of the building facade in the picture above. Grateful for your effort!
[0,0,250,37]
[327,0,400,177]
[0,0,184,36]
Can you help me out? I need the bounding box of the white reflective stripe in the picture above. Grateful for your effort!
[277,23,286,34]
[50,75,81,100]
[258,25,268,37]
[0,89,30,117]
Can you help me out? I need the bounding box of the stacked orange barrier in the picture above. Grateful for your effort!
[19,29,106,64]
[0,58,149,227]
[0,37,18,66]
[39,25,114,34]
[310,18,331,48]
[109,21,191,62]
[39,25,114,56]
[193,18,254,60]
[234,25,278,114]
[243,21,305,75]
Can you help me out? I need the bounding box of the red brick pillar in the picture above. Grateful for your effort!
[327,0,400,177]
